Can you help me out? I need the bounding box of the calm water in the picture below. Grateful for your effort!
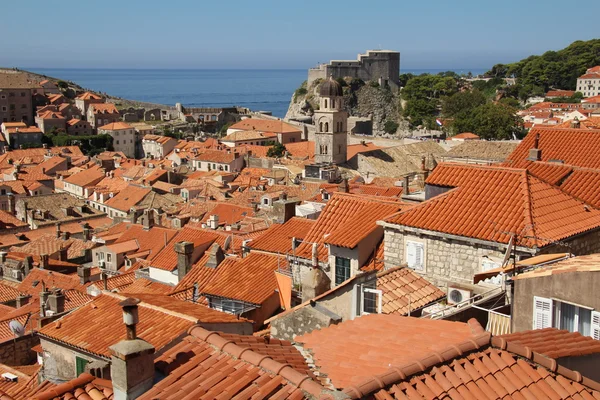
[28,68,488,118]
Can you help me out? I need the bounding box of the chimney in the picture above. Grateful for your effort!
[23,256,33,276]
[58,246,68,261]
[48,289,65,315]
[528,133,542,161]
[40,254,49,269]
[142,209,154,230]
[311,243,318,268]
[15,294,29,308]
[403,175,410,196]
[102,272,108,291]
[175,241,194,282]
[0,252,6,264]
[205,243,224,269]
[208,214,219,230]
[78,266,91,284]
[40,285,50,317]
[291,237,298,252]
[61,231,70,241]
[109,298,155,400]
[82,223,92,242]
[421,156,426,171]
[338,178,349,193]
[571,117,580,129]
[56,222,62,239]
[301,266,330,302]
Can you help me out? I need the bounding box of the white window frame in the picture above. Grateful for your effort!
[553,298,594,337]
[592,311,600,340]
[533,296,552,330]
[405,240,425,272]
[360,286,382,315]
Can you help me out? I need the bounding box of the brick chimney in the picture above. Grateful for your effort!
[109,298,155,400]
[23,256,33,276]
[58,246,68,262]
[142,209,154,230]
[175,241,194,282]
[205,243,224,269]
[47,289,65,315]
[15,294,30,308]
[78,266,91,284]
[403,175,410,196]
[40,285,50,317]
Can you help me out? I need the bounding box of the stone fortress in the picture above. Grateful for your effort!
[308,50,400,91]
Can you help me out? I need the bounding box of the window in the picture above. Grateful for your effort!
[324,99,328,108]
[533,296,600,338]
[335,257,351,285]
[76,357,88,376]
[405,240,424,271]
[533,296,552,330]
[360,285,382,315]
[20,92,25,97]
[1,107,5,112]
[107,253,112,263]
[324,122,329,132]
[116,140,119,145]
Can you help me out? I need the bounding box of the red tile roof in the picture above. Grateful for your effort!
[561,168,600,207]
[148,227,218,271]
[296,193,406,261]
[31,373,113,400]
[386,163,600,248]
[506,127,600,169]
[248,217,315,255]
[193,148,238,163]
[499,328,600,359]
[0,282,23,303]
[64,166,105,187]
[295,315,486,389]
[200,203,255,226]
[345,335,600,399]
[98,121,132,130]
[89,103,119,115]
[104,185,151,211]
[17,268,86,296]
[111,224,178,261]
[76,92,102,100]
[229,119,301,134]
[201,253,283,305]
[38,293,241,358]
[0,211,27,230]
[283,141,315,159]
[173,255,237,293]
[141,326,329,400]
[512,253,600,281]
[346,142,382,160]
[376,266,445,315]
[119,277,173,294]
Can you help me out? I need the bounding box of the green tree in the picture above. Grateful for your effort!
[441,90,486,118]
[453,103,522,140]
[57,80,68,90]
[383,120,399,134]
[266,142,287,158]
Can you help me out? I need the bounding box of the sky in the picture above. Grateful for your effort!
[2,0,599,70]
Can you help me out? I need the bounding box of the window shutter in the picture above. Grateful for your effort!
[592,311,600,340]
[533,296,552,330]
[406,241,424,271]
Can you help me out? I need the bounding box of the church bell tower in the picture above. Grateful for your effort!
[314,76,348,164]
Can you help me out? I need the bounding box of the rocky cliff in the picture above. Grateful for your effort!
[285,77,406,135]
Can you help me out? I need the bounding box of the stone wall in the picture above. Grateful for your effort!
[40,338,105,382]
[0,334,38,366]
[383,227,514,289]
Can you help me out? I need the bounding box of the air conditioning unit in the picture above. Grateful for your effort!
[447,286,472,305]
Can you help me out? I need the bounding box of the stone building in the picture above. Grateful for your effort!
[98,122,136,158]
[308,50,400,90]
[35,110,66,134]
[66,118,92,136]
[74,91,104,116]
[87,103,121,131]
[313,77,348,165]
[0,70,38,124]
[141,134,177,159]
[381,163,600,292]
[577,66,600,98]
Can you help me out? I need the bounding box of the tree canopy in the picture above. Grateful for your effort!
[266,142,287,158]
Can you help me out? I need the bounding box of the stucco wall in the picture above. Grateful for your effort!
[512,271,600,332]
[40,338,104,382]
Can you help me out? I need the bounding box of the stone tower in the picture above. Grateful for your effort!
[314,76,348,164]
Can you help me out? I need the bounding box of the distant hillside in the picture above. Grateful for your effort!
[486,39,600,98]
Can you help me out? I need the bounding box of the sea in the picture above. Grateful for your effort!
[28,68,488,118]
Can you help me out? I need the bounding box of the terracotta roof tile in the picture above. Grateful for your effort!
[38,293,241,358]
[345,336,600,399]
[31,373,113,400]
[200,203,255,226]
[76,92,102,100]
[142,325,328,399]
[148,227,218,271]
[560,168,600,208]
[110,224,178,261]
[248,217,315,255]
[228,119,301,134]
[376,266,445,315]
[506,127,600,169]
[103,185,151,212]
[90,104,119,115]
[295,315,486,389]
[119,277,173,294]
[64,166,105,187]
[201,253,283,305]
[386,163,600,248]
[296,193,406,261]
[17,268,86,296]
[346,142,382,160]
[512,253,600,280]
[499,328,600,359]
[0,211,27,230]
[174,254,237,293]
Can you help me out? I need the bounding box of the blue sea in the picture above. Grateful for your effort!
[28,68,488,118]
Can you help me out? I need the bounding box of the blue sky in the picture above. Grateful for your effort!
[2,0,599,70]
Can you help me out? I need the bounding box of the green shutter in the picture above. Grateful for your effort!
[75,356,88,376]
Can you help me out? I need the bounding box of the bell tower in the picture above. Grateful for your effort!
[314,76,348,164]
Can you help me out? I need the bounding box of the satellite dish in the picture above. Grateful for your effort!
[9,320,24,338]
